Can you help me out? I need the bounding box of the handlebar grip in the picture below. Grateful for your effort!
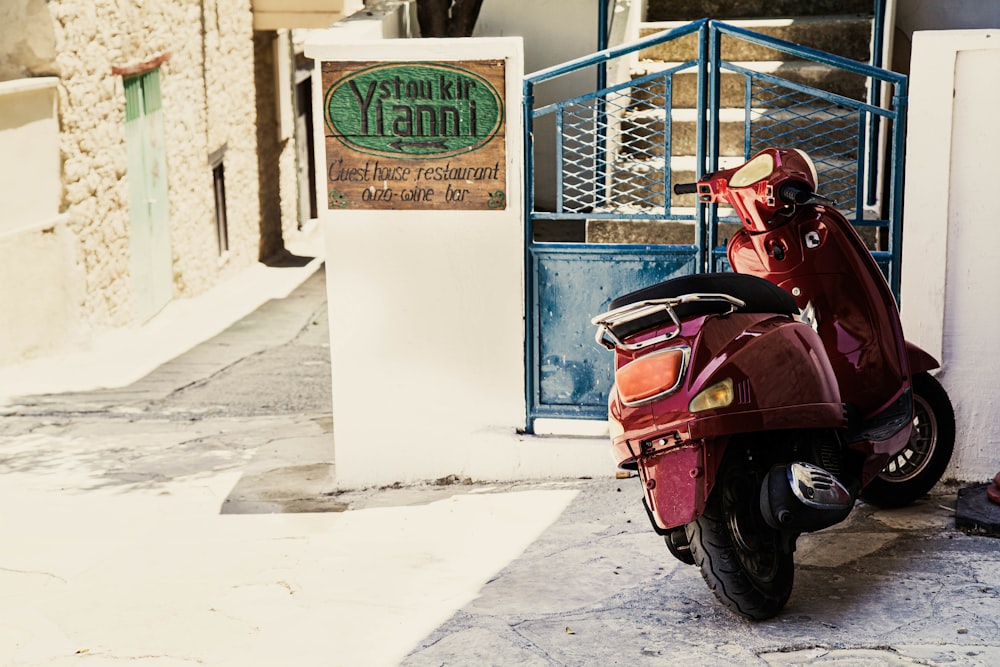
[673,182,698,195]
[778,182,814,205]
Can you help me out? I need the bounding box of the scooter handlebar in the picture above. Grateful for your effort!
[674,180,820,204]
[778,182,814,205]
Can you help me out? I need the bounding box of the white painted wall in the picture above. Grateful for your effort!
[0,77,86,363]
[475,0,643,210]
[309,8,1000,486]
[900,29,1000,483]
[0,77,60,234]
[306,29,612,487]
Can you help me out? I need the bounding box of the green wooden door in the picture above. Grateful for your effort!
[124,69,172,321]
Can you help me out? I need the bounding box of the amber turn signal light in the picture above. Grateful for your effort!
[615,347,687,405]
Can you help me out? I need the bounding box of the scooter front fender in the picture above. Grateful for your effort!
[906,340,940,375]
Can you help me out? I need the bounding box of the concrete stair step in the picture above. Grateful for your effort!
[619,106,858,157]
[629,59,869,109]
[585,218,743,245]
[586,214,878,248]
[646,0,873,21]
[639,16,873,62]
[584,214,875,247]
[577,3,879,247]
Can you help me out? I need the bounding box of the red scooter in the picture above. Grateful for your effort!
[592,148,955,620]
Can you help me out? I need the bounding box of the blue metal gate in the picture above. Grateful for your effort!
[524,19,908,429]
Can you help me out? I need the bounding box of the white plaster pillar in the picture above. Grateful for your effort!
[900,29,1000,482]
[306,33,613,487]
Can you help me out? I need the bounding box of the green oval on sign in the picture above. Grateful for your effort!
[325,62,503,160]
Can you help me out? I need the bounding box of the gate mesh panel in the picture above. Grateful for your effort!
[555,69,684,215]
[551,68,873,221]
[524,20,907,425]
[748,75,863,221]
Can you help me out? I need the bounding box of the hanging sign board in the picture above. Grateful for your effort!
[321,60,507,211]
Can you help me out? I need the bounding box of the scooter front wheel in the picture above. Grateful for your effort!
[685,456,794,620]
[861,372,955,508]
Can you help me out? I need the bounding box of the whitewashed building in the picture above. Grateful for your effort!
[0,0,360,365]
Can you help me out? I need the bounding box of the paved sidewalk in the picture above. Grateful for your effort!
[0,224,326,403]
[0,410,580,665]
[0,248,585,665]
[0,245,997,666]
[403,478,1000,666]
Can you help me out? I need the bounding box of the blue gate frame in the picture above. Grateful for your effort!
[523,19,908,430]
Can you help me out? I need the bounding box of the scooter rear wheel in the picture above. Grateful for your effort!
[861,372,955,508]
[664,527,695,566]
[685,456,794,620]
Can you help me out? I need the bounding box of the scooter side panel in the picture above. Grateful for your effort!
[688,402,846,440]
[608,384,653,468]
[650,314,841,431]
[728,206,910,419]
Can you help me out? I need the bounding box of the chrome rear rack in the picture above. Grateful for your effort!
[592,293,746,351]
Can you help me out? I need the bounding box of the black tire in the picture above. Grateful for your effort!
[861,372,955,508]
[685,457,794,620]
[664,527,695,566]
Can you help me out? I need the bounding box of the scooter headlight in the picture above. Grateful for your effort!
[689,378,734,413]
[615,347,688,406]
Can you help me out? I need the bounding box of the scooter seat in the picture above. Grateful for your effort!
[607,272,798,340]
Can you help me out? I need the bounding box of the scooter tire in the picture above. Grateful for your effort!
[685,460,794,620]
[861,372,955,509]
[664,527,695,566]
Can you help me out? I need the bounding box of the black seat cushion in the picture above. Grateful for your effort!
[607,272,798,340]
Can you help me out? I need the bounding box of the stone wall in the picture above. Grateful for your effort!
[46,0,262,323]
[136,0,260,306]
[0,0,283,361]
[0,0,57,80]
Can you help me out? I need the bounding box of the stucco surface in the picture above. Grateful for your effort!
[0,0,299,363]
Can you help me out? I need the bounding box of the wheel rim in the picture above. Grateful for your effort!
[722,473,780,583]
[880,393,938,482]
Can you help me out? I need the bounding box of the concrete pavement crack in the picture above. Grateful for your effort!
[0,566,67,583]
[508,619,571,667]
[76,650,204,664]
